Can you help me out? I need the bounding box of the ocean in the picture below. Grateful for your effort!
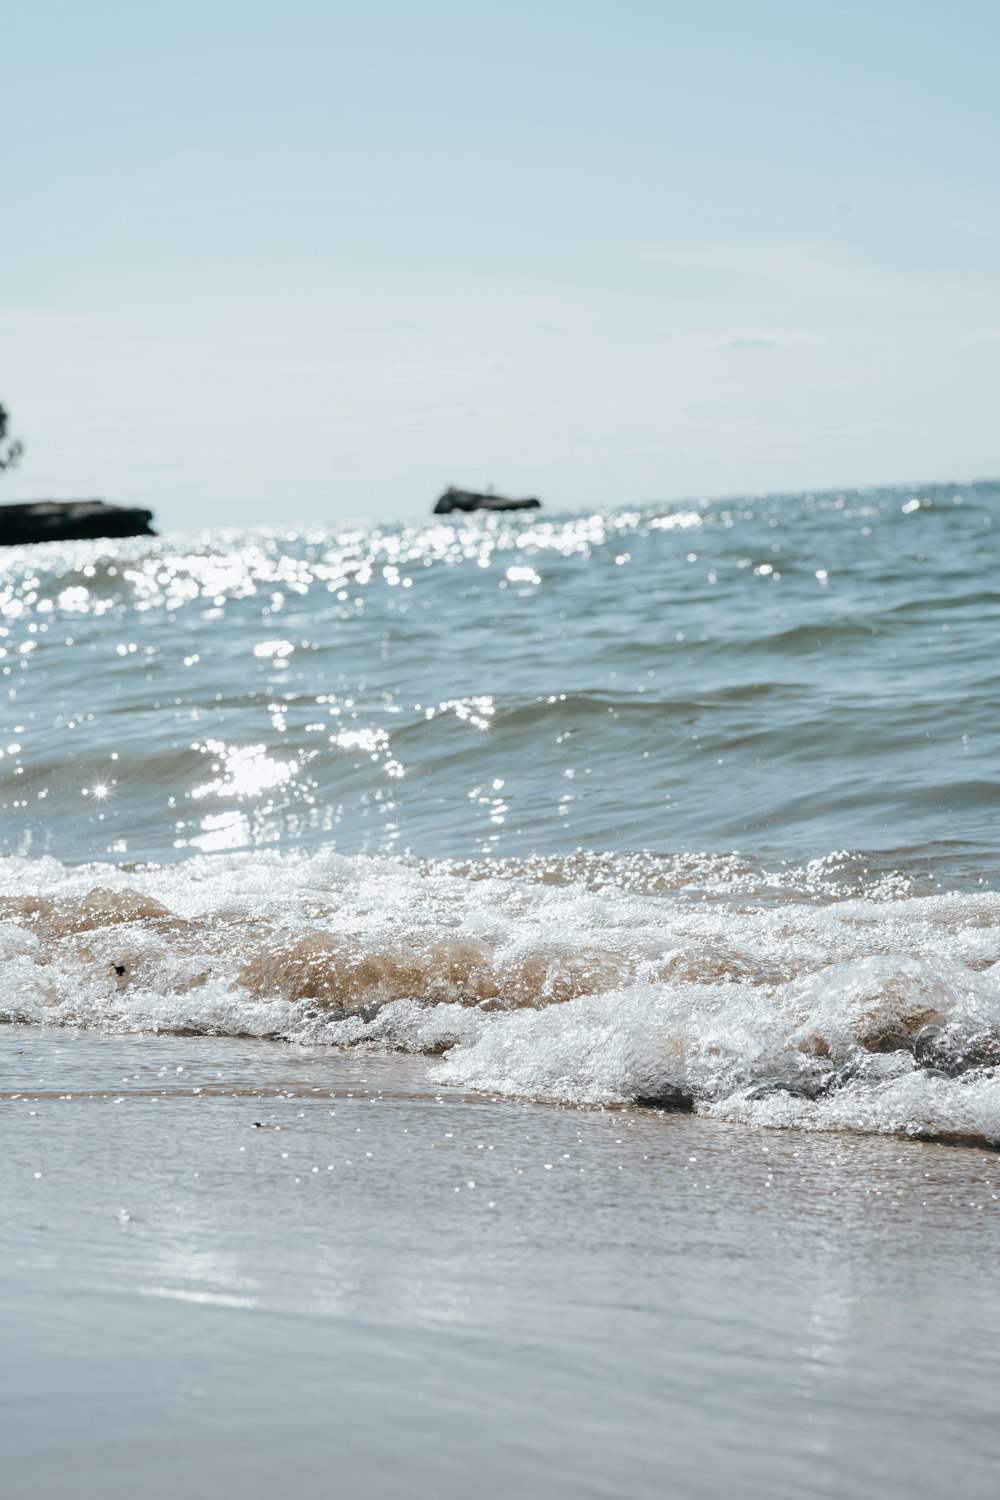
[3,479,1000,1497]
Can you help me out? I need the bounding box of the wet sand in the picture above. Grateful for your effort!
[3,1025,1000,1499]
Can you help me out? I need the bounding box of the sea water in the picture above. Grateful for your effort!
[2,480,1000,1496]
[1,478,999,1142]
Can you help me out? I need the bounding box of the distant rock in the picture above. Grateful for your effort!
[0,500,156,547]
[433,486,541,515]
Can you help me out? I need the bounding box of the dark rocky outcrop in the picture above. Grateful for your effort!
[0,500,156,546]
[433,486,541,515]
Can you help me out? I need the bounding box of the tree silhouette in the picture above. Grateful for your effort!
[0,404,24,473]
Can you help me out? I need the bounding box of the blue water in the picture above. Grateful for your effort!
[1,479,999,1141]
[1,479,997,884]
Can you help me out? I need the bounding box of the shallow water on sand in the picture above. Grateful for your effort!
[4,1028,1000,1500]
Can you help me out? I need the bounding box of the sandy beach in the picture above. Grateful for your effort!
[4,1025,1000,1499]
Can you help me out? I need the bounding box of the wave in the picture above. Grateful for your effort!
[2,847,1000,1149]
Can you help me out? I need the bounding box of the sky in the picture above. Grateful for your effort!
[1,0,998,530]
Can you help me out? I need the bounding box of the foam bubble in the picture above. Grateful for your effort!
[2,849,999,1146]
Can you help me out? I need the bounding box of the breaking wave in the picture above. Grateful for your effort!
[3,847,1000,1148]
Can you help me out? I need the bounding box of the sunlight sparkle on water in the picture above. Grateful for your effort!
[191,740,301,800]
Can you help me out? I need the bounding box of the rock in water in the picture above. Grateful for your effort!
[0,500,156,546]
[433,487,541,515]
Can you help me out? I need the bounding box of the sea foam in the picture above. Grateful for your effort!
[2,847,999,1147]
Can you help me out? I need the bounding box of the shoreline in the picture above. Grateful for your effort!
[4,1026,1000,1498]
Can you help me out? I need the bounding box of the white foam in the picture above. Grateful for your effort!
[2,849,999,1144]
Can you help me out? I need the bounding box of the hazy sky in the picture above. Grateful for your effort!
[2,0,998,529]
